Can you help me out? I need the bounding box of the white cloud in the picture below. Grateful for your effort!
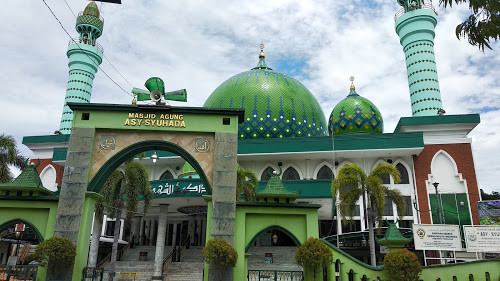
[0,0,498,192]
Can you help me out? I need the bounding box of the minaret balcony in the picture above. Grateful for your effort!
[68,38,104,54]
[394,2,437,21]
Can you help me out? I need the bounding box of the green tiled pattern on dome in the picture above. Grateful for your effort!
[328,89,383,135]
[83,2,100,18]
[204,59,327,140]
[76,14,104,31]
[178,162,199,179]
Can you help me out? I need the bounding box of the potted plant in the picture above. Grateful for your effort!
[203,239,238,280]
[33,236,76,280]
[295,237,333,280]
[383,248,422,281]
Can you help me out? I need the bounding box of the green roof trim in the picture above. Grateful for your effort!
[0,165,55,196]
[236,202,321,209]
[238,132,423,154]
[394,114,480,133]
[22,134,70,144]
[67,103,246,123]
[52,147,68,161]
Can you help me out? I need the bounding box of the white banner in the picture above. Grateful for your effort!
[463,225,500,253]
[413,224,462,251]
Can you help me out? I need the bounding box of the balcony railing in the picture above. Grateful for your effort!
[394,3,437,21]
[68,37,104,53]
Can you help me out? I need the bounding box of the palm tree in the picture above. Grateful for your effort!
[236,167,258,201]
[0,134,26,183]
[97,161,154,281]
[331,163,406,266]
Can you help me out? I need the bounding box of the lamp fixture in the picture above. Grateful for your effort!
[151,151,159,163]
[272,233,278,245]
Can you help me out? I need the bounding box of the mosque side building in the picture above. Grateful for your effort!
[10,0,483,270]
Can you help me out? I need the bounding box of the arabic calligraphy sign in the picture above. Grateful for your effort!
[151,179,206,198]
[195,138,210,153]
[99,135,116,150]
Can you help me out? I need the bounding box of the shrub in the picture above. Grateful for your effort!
[33,236,76,273]
[295,237,333,278]
[202,238,238,267]
[383,248,422,281]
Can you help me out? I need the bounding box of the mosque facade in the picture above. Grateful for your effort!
[1,1,492,280]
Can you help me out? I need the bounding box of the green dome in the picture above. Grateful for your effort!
[204,52,327,139]
[328,85,383,135]
[178,162,199,179]
[83,1,100,18]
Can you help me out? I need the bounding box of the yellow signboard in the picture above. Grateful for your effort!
[119,272,139,278]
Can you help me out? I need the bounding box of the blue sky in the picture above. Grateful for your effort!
[0,0,498,192]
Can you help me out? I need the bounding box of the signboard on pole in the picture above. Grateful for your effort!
[463,225,500,253]
[413,224,462,251]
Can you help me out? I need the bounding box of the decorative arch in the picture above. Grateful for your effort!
[40,164,57,192]
[244,225,301,252]
[88,140,212,194]
[281,163,302,180]
[313,161,334,180]
[259,164,278,181]
[159,167,176,180]
[0,218,44,242]
[428,150,467,194]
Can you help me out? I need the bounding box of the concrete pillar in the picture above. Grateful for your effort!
[87,215,102,267]
[139,217,145,245]
[188,215,195,245]
[196,215,203,246]
[201,216,207,245]
[153,204,168,280]
[149,219,155,246]
[172,223,178,248]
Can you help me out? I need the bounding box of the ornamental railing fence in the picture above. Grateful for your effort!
[248,270,303,281]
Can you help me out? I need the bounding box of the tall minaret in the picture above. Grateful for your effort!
[59,1,104,134]
[395,0,443,116]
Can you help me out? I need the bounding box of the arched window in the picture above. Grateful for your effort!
[348,269,354,281]
[282,167,300,180]
[160,170,174,180]
[396,163,409,184]
[335,260,341,281]
[40,164,58,192]
[261,166,275,181]
[317,165,334,179]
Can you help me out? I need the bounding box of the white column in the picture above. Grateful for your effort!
[153,204,168,279]
[305,159,311,179]
[188,215,195,245]
[149,219,155,246]
[139,217,145,245]
[87,215,102,267]
[172,223,178,248]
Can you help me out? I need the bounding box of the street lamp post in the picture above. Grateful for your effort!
[432,182,445,224]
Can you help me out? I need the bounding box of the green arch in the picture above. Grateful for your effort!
[0,218,44,242]
[88,140,212,194]
[245,225,302,252]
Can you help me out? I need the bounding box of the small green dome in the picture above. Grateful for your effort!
[83,1,100,18]
[204,50,327,140]
[178,162,199,179]
[328,84,383,135]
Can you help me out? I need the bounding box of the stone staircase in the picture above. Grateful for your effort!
[163,246,204,281]
[103,245,173,281]
[247,246,302,272]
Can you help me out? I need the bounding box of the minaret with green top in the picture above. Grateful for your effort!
[59,1,104,134]
[395,0,443,116]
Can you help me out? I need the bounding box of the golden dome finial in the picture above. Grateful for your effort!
[259,42,265,59]
[349,76,355,91]
[132,95,137,105]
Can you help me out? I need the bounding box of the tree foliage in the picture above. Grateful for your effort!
[202,238,238,267]
[295,237,333,279]
[33,236,76,273]
[236,168,258,201]
[0,134,26,183]
[383,249,422,281]
[331,162,406,266]
[440,0,499,51]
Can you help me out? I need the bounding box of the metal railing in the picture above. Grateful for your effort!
[248,270,303,281]
[162,235,190,272]
[394,3,437,21]
[82,267,104,281]
[68,38,104,54]
[97,241,131,268]
[0,265,38,281]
